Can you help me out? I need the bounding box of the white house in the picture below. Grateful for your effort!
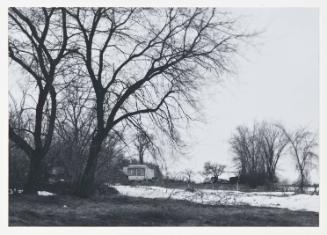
[122,164,155,181]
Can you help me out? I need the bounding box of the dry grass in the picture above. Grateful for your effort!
[9,194,318,226]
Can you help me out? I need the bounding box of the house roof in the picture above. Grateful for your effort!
[126,164,149,168]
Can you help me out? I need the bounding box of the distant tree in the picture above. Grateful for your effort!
[52,79,96,185]
[258,122,289,183]
[230,122,265,187]
[202,161,226,183]
[277,125,318,193]
[182,169,195,185]
[230,121,289,187]
[134,130,154,164]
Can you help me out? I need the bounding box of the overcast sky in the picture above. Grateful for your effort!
[163,8,319,183]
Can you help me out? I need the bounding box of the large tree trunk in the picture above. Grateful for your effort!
[23,153,44,194]
[75,135,104,197]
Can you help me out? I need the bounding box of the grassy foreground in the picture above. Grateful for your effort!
[9,194,318,226]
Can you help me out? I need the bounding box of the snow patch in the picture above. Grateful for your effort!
[37,191,56,196]
[112,185,319,212]
[9,189,24,195]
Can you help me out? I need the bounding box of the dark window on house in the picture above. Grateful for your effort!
[127,167,145,176]
[127,168,136,176]
[136,168,145,176]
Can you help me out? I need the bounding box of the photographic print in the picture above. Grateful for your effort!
[7,5,320,227]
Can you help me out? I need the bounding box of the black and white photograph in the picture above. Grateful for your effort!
[2,0,326,230]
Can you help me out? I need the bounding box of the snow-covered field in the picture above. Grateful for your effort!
[113,185,319,212]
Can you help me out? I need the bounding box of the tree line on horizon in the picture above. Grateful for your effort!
[230,121,318,192]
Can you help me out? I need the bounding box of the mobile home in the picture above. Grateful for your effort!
[122,164,155,181]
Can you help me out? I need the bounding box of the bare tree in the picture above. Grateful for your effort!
[9,83,37,189]
[230,122,265,186]
[277,125,318,193]
[202,161,226,183]
[51,79,96,185]
[9,84,35,148]
[134,130,152,164]
[132,126,163,165]
[230,121,289,187]
[258,122,289,183]
[8,8,74,193]
[182,169,195,187]
[65,7,250,197]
